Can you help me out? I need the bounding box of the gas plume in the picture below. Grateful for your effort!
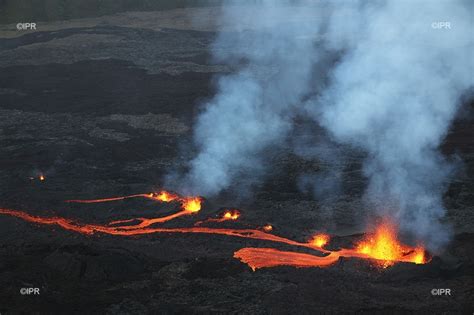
[306,0,473,250]
[172,2,323,196]
[171,1,473,250]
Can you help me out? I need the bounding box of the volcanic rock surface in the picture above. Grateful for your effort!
[0,8,473,314]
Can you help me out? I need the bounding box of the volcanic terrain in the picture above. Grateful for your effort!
[0,8,473,313]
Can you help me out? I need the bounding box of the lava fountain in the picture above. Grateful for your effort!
[181,197,203,213]
[355,221,428,267]
[0,190,430,271]
[310,233,330,249]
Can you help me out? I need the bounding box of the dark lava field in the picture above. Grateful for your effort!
[0,8,473,314]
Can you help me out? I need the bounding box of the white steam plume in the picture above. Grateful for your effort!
[169,1,472,251]
[306,0,473,250]
[177,2,322,196]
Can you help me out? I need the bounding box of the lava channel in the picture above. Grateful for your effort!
[0,207,324,251]
[0,191,430,270]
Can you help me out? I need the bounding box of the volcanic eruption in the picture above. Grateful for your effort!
[159,0,473,258]
[0,190,429,270]
[0,1,468,278]
[355,221,427,268]
[0,0,472,313]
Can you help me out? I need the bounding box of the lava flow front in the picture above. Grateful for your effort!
[0,190,430,270]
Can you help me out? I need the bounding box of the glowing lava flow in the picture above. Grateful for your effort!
[234,248,339,271]
[0,208,97,235]
[0,193,429,271]
[66,191,202,227]
[65,193,151,204]
[108,199,203,228]
[195,209,240,226]
[65,190,200,219]
[235,224,430,270]
[65,190,181,204]
[0,208,322,250]
[108,210,190,229]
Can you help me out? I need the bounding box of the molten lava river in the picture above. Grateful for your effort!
[0,190,430,270]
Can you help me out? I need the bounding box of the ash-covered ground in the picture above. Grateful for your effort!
[0,9,473,314]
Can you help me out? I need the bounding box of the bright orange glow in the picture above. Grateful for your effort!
[262,224,273,232]
[108,210,190,229]
[223,209,240,220]
[310,233,330,248]
[65,193,150,203]
[412,246,426,265]
[0,208,319,249]
[65,190,194,209]
[355,222,428,267]
[154,190,180,202]
[39,175,45,181]
[0,208,96,235]
[194,209,240,226]
[181,197,202,213]
[0,204,430,270]
[65,190,202,224]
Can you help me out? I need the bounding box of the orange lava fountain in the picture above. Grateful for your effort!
[310,233,330,249]
[235,222,429,270]
[181,197,202,213]
[0,190,430,271]
[355,222,427,267]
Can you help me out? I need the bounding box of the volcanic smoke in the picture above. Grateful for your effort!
[306,0,474,251]
[167,0,473,251]
[2,0,469,276]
